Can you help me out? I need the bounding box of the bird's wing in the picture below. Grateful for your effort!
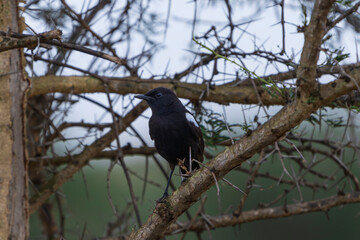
[185,112,204,162]
[149,117,154,140]
[195,128,205,162]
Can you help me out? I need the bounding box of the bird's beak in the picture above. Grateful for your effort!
[134,94,152,101]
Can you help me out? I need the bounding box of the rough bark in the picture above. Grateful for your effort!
[28,62,360,107]
[29,75,287,105]
[0,0,29,239]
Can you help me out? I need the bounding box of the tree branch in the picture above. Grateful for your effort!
[29,75,286,105]
[0,30,62,52]
[29,101,148,214]
[165,191,360,234]
[327,1,360,33]
[0,30,127,66]
[127,70,359,239]
[29,147,157,168]
[127,2,354,238]
[297,0,336,95]
[28,63,360,106]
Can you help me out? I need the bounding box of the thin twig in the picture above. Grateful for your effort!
[106,160,118,216]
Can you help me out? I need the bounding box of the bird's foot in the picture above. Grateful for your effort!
[181,177,188,185]
[156,192,169,203]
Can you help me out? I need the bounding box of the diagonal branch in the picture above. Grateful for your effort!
[296,0,336,95]
[127,71,359,239]
[0,30,127,65]
[128,68,360,239]
[327,1,360,33]
[29,101,148,214]
[127,1,349,238]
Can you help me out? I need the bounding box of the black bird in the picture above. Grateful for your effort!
[135,87,204,201]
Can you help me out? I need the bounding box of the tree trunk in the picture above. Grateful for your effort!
[0,0,29,239]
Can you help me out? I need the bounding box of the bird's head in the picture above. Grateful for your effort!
[135,87,183,114]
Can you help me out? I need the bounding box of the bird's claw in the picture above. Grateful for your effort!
[156,192,169,203]
[181,178,188,185]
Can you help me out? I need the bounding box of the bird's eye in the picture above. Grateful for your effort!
[155,92,162,98]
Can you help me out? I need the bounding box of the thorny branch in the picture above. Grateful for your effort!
[165,191,360,234]
[15,0,360,239]
[29,101,149,214]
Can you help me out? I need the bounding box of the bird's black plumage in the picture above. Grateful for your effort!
[135,87,204,201]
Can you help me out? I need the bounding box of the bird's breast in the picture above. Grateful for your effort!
[150,114,194,159]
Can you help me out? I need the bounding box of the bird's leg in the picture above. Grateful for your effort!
[178,158,190,184]
[189,146,192,172]
[157,166,175,203]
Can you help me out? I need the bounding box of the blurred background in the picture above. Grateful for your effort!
[21,0,360,239]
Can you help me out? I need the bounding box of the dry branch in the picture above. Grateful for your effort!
[29,147,157,168]
[165,191,360,234]
[126,67,360,239]
[29,63,360,106]
[296,0,336,94]
[29,101,148,214]
[127,1,353,238]
[0,29,62,52]
[128,72,358,238]
[0,30,128,66]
